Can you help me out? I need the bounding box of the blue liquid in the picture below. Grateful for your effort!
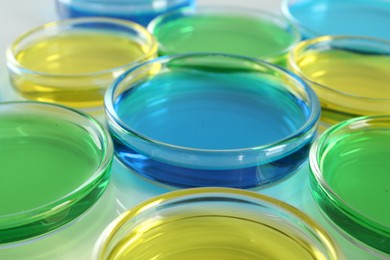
[288,0,390,40]
[56,0,195,26]
[112,70,313,188]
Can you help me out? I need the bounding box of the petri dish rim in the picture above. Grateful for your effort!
[104,52,320,153]
[6,17,158,78]
[309,115,390,235]
[0,101,113,223]
[147,6,301,60]
[288,35,390,102]
[94,187,342,259]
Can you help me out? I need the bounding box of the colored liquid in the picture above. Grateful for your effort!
[152,14,297,65]
[107,215,324,259]
[311,129,390,253]
[288,0,390,39]
[295,49,390,123]
[112,70,313,188]
[56,0,195,26]
[12,32,148,108]
[0,114,108,243]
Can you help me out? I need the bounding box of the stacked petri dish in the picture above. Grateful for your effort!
[94,188,342,259]
[56,0,196,26]
[309,116,390,257]
[148,6,300,66]
[0,101,113,244]
[105,53,320,188]
[6,18,157,113]
[288,36,390,129]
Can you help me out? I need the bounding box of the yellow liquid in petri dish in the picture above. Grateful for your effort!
[296,49,390,126]
[107,215,325,259]
[13,33,149,108]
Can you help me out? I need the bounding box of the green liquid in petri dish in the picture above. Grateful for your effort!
[312,127,390,253]
[153,14,297,66]
[0,113,108,243]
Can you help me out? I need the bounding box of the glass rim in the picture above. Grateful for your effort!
[104,52,320,153]
[95,187,341,259]
[309,115,390,233]
[6,17,157,78]
[288,35,390,102]
[147,6,301,58]
[0,100,113,222]
[57,0,194,11]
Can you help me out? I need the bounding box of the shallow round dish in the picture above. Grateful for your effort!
[56,0,195,26]
[282,0,390,40]
[148,6,300,66]
[94,188,341,259]
[105,53,320,188]
[0,101,113,244]
[288,36,390,128]
[310,115,390,254]
[6,18,157,109]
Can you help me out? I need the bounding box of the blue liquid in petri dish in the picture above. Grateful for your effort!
[56,0,195,26]
[112,70,313,188]
[286,0,390,40]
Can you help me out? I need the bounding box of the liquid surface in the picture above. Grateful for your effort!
[12,32,148,107]
[16,32,145,74]
[107,215,321,259]
[114,70,309,150]
[320,129,390,228]
[0,114,101,220]
[289,0,390,39]
[297,49,390,99]
[153,14,296,64]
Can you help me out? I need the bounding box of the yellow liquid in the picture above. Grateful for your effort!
[107,215,326,259]
[295,49,390,126]
[13,32,151,108]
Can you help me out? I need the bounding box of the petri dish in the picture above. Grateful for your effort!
[282,0,390,40]
[94,188,342,260]
[148,7,300,66]
[105,53,320,188]
[55,0,196,27]
[0,101,113,244]
[6,18,157,109]
[310,115,390,255]
[288,36,390,129]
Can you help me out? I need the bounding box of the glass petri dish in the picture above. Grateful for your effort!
[55,0,196,27]
[282,0,390,40]
[105,53,320,188]
[6,18,157,110]
[0,101,113,244]
[309,115,390,255]
[148,7,300,66]
[94,188,342,260]
[288,36,390,129]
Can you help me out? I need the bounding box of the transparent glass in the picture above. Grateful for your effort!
[0,101,113,244]
[310,115,390,255]
[282,0,390,40]
[56,0,196,26]
[288,36,390,129]
[148,6,300,66]
[105,53,320,188]
[94,188,342,259]
[6,18,157,109]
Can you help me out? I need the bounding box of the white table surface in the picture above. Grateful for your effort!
[0,1,383,259]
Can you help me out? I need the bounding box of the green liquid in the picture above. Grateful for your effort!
[153,14,296,65]
[0,113,108,243]
[312,128,390,253]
